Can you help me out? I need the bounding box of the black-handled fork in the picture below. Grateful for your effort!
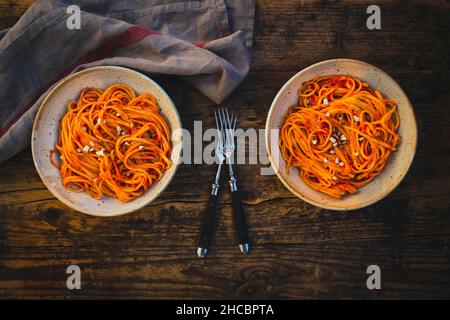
[217,108,250,254]
[196,111,225,258]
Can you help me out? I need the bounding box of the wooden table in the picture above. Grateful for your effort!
[1,0,449,299]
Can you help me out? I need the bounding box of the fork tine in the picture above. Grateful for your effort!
[214,111,222,148]
[230,112,236,144]
[214,110,219,130]
[222,108,229,145]
[225,108,231,129]
[225,108,233,146]
[218,108,226,146]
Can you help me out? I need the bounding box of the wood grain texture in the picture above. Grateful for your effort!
[0,0,34,29]
[1,0,450,299]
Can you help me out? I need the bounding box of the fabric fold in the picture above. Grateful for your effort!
[0,0,255,163]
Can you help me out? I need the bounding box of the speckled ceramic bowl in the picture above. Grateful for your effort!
[32,66,182,216]
[265,59,417,210]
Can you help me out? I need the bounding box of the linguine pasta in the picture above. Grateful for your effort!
[279,75,400,199]
[50,83,172,202]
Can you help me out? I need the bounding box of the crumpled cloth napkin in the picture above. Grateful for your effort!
[0,0,255,163]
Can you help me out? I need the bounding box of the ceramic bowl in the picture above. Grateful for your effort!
[265,59,417,210]
[32,66,182,216]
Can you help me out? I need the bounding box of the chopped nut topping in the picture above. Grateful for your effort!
[95,148,105,157]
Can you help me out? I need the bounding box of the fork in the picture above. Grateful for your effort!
[196,111,225,258]
[217,108,250,254]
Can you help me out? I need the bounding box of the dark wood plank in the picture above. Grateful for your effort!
[1,0,450,299]
[0,0,34,30]
[253,0,450,73]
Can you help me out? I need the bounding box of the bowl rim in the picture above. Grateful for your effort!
[265,58,418,211]
[31,65,182,216]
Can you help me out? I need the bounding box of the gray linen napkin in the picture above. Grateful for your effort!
[0,0,255,163]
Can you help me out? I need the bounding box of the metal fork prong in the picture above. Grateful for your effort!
[225,108,231,129]
[221,108,228,146]
[230,113,236,146]
[229,114,235,146]
[220,108,227,146]
[225,108,234,147]
[214,111,222,149]
[225,107,230,123]
[217,108,224,145]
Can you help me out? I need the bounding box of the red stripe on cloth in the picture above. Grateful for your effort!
[60,26,159,76]
[0,26,158,138]
[192,41,208,48]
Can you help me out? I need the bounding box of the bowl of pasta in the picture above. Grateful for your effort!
[32,66,182,216]
[265,59,417,210]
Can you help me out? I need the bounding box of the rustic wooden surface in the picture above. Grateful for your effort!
[1,0,450,299]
